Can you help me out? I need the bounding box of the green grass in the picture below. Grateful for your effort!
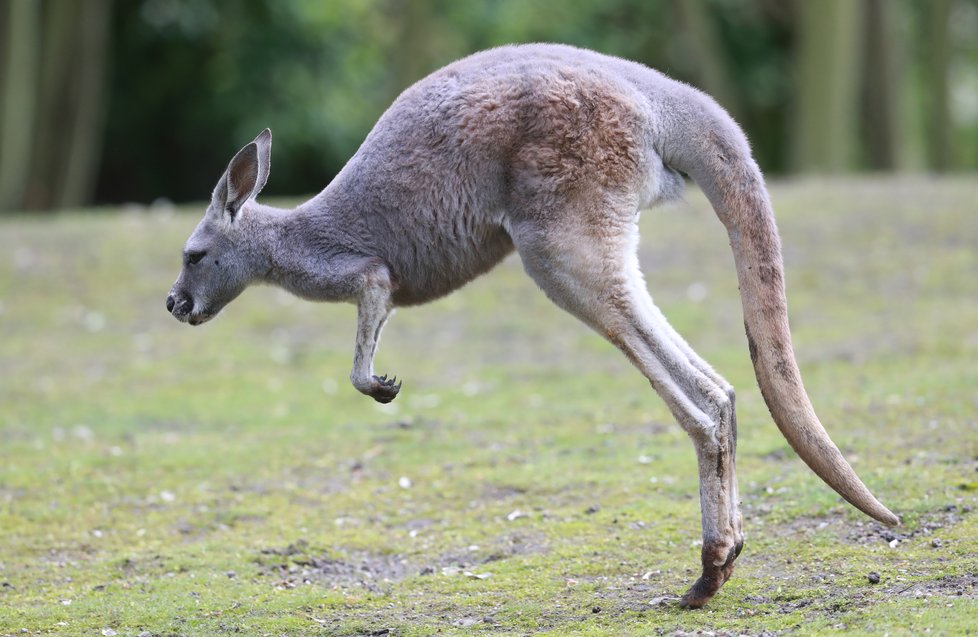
[1,178,976,636]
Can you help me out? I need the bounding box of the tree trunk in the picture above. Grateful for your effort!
[925,0,952,172]
[0,0,41,212]
[28,0,78,209]
[861,0,900,170]
[58,0,111,208]
[1,0,111,213]
[27,0,112,210]
[792,0,863,173]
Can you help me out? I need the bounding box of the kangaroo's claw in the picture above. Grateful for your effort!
[369,374,402,403]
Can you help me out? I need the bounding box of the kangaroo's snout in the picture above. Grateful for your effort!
[166,291,195,322]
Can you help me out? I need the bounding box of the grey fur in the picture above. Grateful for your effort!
[167,44,898,607]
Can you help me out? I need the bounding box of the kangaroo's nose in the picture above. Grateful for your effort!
[166,294,176,313]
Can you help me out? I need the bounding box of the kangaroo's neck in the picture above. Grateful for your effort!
[241,202,306,284]
[248,199,367,303]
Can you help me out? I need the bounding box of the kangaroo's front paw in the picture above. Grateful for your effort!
[368,374,402,403]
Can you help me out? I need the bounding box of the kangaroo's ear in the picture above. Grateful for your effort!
[252,128,272,196]
[211,129,272,221]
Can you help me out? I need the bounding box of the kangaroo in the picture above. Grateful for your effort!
[166,44,898,608]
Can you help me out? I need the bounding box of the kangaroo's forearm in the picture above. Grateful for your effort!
[349,261,400,403]
[266,251,390,304]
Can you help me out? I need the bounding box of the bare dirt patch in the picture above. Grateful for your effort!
[255,531,550,591]
[844,503,973,546]
[256,540,413,591]
[885,573,978,600]
[750,503,973,548]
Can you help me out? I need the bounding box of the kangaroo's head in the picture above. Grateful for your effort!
[166,129,272,326]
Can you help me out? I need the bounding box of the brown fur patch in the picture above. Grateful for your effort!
[512,73,642,195]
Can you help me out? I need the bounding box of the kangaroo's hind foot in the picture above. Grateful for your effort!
[679,538,744,609]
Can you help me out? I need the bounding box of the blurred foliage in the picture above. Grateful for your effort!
[2,0,977,210]
[96,0,796,204]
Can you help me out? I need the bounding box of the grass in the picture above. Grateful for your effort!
[1,178,976,636]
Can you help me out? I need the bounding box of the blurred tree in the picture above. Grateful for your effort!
[924,0,953,171]
[0,0,41,212]
[0,0,111,212]
[861,0,901,170]
[97,0,395,206]
[3,0,975,212]
[792,0,863,173]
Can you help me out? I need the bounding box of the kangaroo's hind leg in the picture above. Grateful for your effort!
[509,210,742,608]
[640,300,744,569]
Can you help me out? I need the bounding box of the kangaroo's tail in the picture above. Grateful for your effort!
[656,85,899,526]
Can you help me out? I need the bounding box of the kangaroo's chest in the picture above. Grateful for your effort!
[388,216,514,306]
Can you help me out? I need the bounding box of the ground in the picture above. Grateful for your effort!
[0,178,976,636]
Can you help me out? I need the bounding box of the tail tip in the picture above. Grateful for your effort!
[876,508,901,527]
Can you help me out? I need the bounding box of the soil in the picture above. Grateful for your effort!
[255,531,549,592]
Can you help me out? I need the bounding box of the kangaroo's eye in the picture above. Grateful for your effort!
[185,250,207,266]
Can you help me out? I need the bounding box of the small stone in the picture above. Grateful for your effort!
[592,605,601,613]
[585,505,600,515]
[452,618,478,628]
[931,538,943,548]
[867,571,881,584]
